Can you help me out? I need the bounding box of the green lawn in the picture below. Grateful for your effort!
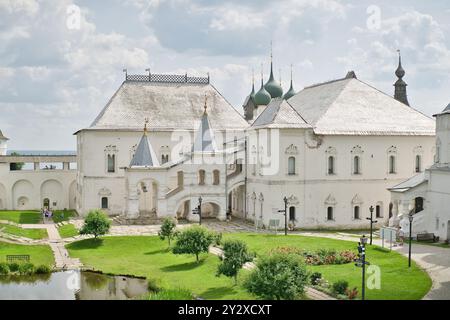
[0,241,54,266]
[222,233,432,300]
[0,224,48,240]
[67,236,254,300]
[52,210,77,223]
[58,224,79,238]
[0,211,42,224]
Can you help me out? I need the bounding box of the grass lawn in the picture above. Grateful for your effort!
[58,224,79,238]
[0,241,54,266]
[52,210,77,223]
[67,236,254,300]
[0,224,48,240]
[223,233,431,300]
[0,211,42,224]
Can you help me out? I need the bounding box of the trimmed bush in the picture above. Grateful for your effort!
[0,262,10,275]
[80,209,111,239]
[172,226,217,262]
[35,264,52,274]
[332,280,349,295]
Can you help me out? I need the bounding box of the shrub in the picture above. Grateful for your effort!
[8,263,19,272]
[332,280,349,295]
[244,253,309,300]
[35,264,52,274]
[345,287,359,300]
[0,262,10,275]
[172,226,216,262]
[80,209,111,239]
[216,240,253,285]
[158,217,178,247]
[269,246,303,256]
[18,263,35,275]
[212,232,222,246]
[310,272,322,286]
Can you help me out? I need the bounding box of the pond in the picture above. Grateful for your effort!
[0,271,149,300]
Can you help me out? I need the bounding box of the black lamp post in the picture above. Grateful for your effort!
[366,206,378,245]
[408,212,414,268]
[277,196,288,235]
[192,196,203,225]
[355,235,369,300]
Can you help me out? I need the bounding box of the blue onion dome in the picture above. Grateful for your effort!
[264,62,283,98]
[283,79,296,100]
[254,78,271,106]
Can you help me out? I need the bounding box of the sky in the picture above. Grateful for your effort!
[1,0,449,150]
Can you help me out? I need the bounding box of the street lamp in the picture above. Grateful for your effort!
[355,235,370,300]
[408,211,414,268]
[277,196,288,235]
[366,206,378,245]
[192,196,203,225]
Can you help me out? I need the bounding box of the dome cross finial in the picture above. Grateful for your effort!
[144,118,149,135]
[204,93,208,114]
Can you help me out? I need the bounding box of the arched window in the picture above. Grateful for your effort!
[328,156,335,175]
[288,157,296,175]
[327,207,334,221]
[389,202,393,218]
[101,197,108,209]
[415,155,421,173]
[376,205,382,218]
[289,207,296,221]
[353,156,360,174]
[389,155,396,174]
[198,170,205,185]
[213,170,220,185]
[107,154,115,173]
[161,154,169,164]
[415,197,424,213]
[354,206,360,220]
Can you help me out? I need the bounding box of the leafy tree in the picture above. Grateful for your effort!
[158,217,178,247]
[80,209,111,239]
[9,152,24,170]
[172,226,216,262]
[244,253,309,300]
[216,240,253,285]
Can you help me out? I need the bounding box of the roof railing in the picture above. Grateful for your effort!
[124,71,209,84]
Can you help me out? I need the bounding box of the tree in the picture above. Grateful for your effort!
[172,226,215,263]
[80,209,111,239]
[216,240,253,285]
[9,152,24,171]
[244,253,309,300]
[158,217,178,247]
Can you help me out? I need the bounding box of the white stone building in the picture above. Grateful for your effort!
[389,103,450,241]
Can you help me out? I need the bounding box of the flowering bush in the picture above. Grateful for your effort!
[269,247,356,266]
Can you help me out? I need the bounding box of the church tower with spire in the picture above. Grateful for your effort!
[394,50,410,106]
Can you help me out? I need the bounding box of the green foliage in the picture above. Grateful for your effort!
[35,264,52,274]
[345,287,359,300]
[147,278,161,293]
[9,152,24,170]
[216,240,253,284]
[212,232,222,246]
[8,262,19,272]
[244,253,309,300]
[158,217,178,247]
[18,262,35,275]
[79,209,111,238]
[144,288,193,300]
[172,226,216,262]
[332,280,349,295]
[0,262,9,275]
[310,272,322,285]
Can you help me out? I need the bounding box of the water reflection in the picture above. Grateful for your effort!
[0,271,148,300]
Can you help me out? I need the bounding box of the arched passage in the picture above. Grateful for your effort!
[12,180,34,210]
[200,202,221,218]
[176,199,190,219]
[40,179,63,210]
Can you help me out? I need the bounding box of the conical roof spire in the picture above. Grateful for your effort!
[130,120,159,167]
[394,50,410,106]
[283,64,296,100]
[193,96,216,152]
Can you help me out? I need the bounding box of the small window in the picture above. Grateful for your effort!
[213,170,220,185]
[389,202,393,218]
[415,197,424,213]
[354,206,360,220]
[198,170,206,185]
[415,155,421,173]
[289,207,296,221]
[376,205,382,218]
[107,154,115,173]
[328,156,335,175]
[288,157,296,175]
[353,156,360,174]
[327,207,334,221]
[101,197,108,209]
[389,155,396,174]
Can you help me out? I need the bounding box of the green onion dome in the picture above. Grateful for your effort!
[254,78,271,106]
[283,80,296,100]
[264,62,283,98]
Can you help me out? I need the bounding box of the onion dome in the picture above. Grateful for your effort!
[264,60,283,98]
[254,75,271,106]
[283,66,296,100]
